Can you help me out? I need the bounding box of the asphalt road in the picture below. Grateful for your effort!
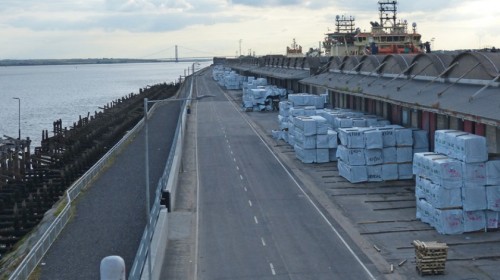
[195,72,380,280]
[38,86,185,279]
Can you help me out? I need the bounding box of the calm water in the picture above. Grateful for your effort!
[0,61,211,148]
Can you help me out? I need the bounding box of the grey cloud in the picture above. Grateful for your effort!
[231,0,302,7]
[7,12,240,33]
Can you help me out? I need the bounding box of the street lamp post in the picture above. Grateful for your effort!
[192,62,200,75]
[13,97,20,139]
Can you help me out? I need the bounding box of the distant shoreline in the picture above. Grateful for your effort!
[0,58,212,67]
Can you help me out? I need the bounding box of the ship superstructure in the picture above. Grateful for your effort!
[323,1,426,56]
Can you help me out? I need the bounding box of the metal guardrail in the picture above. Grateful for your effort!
[8,90,163,280]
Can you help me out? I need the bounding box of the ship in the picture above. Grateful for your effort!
[286,38,305,57]
[323,0,429,56]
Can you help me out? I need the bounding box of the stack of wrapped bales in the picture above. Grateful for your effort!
[212,65,231,81]
[336,125,417,183]
[242,85,286,111]
[292,115,338,163]
[414,130,500,234]
[211,66,244,90]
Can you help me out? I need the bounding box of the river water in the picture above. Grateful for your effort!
[0,61,211,148]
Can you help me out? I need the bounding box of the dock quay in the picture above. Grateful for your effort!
[3,50,500,279]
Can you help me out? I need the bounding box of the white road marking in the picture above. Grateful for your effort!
[254,216,259,224]
[233,157,236,162]
[236,165,239,170]
[224,91,378,280]
[261,237,266,247]
[269,263,276,275]
[240,175,244,180]
[248,200,252,207]
[244,187,247,192]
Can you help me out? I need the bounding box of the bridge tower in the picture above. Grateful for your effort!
[175,45,179,62]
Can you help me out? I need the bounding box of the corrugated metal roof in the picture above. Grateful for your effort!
[301,72,500,125]
[250,66,310,80]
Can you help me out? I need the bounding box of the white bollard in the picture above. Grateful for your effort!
[100,255,126,280]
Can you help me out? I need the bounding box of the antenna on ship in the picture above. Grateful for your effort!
[378,0,397,31]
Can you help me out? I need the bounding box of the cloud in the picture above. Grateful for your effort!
[231,0,302,6]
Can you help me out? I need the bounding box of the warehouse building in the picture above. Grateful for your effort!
[221,52,500,154]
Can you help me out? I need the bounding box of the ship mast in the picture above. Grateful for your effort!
[378,0,397,32]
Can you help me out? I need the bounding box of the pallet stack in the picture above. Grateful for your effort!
[412,240,448,276]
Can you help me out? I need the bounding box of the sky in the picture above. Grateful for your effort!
[0,0,499,59]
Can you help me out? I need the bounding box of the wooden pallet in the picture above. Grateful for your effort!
[413,240,448,276]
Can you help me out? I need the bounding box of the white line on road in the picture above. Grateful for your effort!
[236,165,239,170]
[244,187,247,192]
[240,175,244,180]
[269,263,276,275]
[248,200,252,207]
[233,157,236,162]
[254,216,259,224]
[226,93,378,280]
[261,237,266,247]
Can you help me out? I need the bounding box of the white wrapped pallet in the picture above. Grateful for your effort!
[367,165,383,182]
[394,127,414,146]
[294,144,316,163]
[398,163,413,179]
[304,106,316,116]
[316,134,329,149]
[396,147,413,163]
[334,117,353,129]
[316,149,330,163]
[338,160,368,183]
[435,130,488,163]
[364,115,379,126]
[255,77,267,86]
[486,160,500,185]
[485,211,499,228]
[412,152,444,177]
[293,116,316,136]
[378,127,396,147]
[288,132,295,146]
[336,145,365,166]
[300,135,316,149]
[416,177,462,209]
[382,163,398,180]
[289,107,305,117]
[364,129,383,149]
[463,210,486,232]
[486,185,500,211]
[434,130,461,157]
[434,208,464,235]
[288,93,324,108]
[462,185,487,211]
[462,162,487,185]
[382,147,397,163]
[351,118,367,127]
[431,157,463,187]
[365,149,383,165]
[327,130,338,148]
[338,128,365,148]
[416,198,436,225]
[278,101,290,115]
[455,134,488,163]
[310,116,329,135]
